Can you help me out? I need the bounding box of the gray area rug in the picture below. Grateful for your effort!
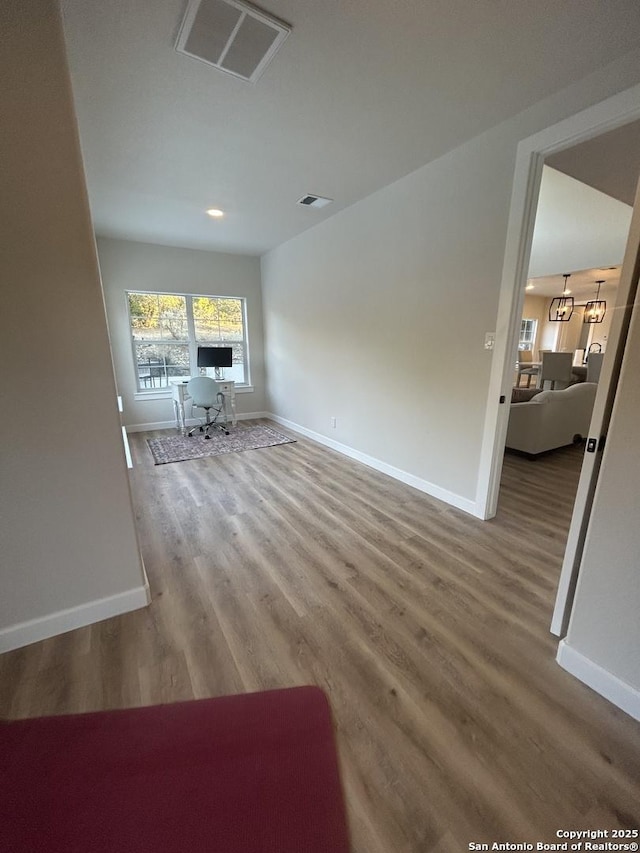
[147,425,295,465]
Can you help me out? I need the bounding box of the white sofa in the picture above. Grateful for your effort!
[505,382,598,456]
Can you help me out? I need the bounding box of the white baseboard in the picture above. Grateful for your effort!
[126,412,269,433]
[127,419,183,432]
[127,411,478,515]
[268,413,479,517]
[557,639,640,722]
[0,581,151,654]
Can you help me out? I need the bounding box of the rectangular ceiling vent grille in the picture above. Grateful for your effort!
[175,0,291,84]
[297,194,333,209]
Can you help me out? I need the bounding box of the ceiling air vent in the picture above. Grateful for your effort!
[297,194,334,209]
[175,0,291,84]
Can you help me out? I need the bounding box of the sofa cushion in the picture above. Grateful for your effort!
[511,387,542,403]
[528,389,552,403]
[529,383,596,405]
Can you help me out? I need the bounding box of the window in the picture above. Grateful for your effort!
[519,318,537,352]
[127,292,249,391]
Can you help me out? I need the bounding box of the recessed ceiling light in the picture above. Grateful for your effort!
[206,208,224,218]
[526,283,534,290]
[563,289,572,295]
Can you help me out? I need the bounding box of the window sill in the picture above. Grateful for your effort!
[134,385,254,402]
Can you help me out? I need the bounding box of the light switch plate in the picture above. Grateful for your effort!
[484,332,496,350]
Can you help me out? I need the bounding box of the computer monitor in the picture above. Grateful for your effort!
[197,346,233,379]
[197,346,233,368]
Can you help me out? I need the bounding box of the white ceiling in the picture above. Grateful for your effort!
[527,266,621,301]
[61,0,640,256]
[528,166,633,288]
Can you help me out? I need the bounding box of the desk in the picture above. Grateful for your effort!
[170,379,237,433]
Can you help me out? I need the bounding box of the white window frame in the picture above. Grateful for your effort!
[126,290,251,395]
[518,318,538,352]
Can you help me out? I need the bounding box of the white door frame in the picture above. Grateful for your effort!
[551,182,640,636]
[475,83,640,522]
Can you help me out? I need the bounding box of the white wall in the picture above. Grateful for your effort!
[529,166,633,279]
[262,131,507,503]
[0,0,147,651]
[97,238,266,429]
[555,304,586,354]
[261,54,640,510]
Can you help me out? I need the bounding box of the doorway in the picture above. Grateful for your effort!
[475,86,640,634]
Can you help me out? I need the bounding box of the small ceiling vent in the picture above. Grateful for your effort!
[175,0,291,84]
[297,194,334,209]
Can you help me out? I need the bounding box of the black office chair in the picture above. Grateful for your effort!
[186,377,229,439]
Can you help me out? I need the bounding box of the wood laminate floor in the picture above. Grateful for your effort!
[2,423,639,851]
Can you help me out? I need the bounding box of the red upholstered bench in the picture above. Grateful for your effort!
[0,685,350,853]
